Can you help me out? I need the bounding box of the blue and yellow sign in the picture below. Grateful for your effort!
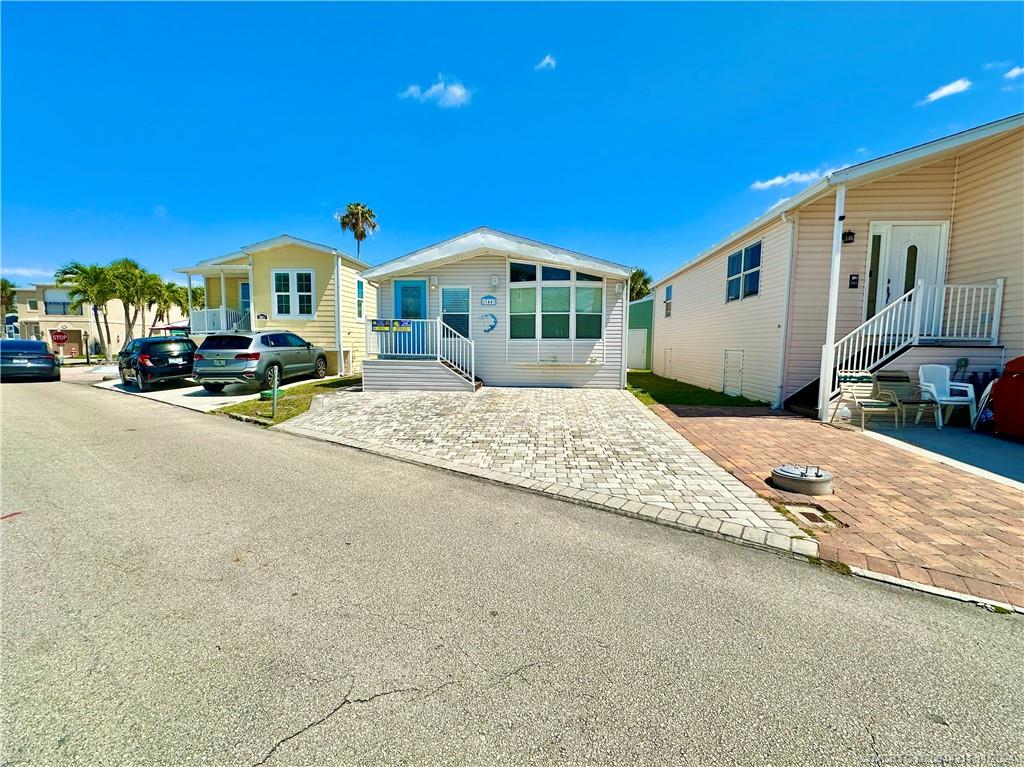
[392,320,412,332]
[371,320,391,332]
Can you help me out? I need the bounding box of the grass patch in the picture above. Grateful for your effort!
[627,371,766,408]
[808,557,853,576]
[217,376,361,426]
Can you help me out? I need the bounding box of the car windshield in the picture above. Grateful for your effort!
[198,335,251,350]
[146,341,194,354]
[0,340,47,354]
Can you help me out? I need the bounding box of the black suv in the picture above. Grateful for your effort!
[118,337,198,391]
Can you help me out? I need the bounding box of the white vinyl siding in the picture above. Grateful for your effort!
[377,251,625,388]
[946,128,1023,363]
[651,219,789,404]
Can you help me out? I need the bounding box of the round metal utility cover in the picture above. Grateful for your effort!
[771,464,834,496]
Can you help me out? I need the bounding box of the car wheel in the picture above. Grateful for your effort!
[261,364,282,391]
[202,383,225,393]
[314,357,327,379]
[135,368,148,392]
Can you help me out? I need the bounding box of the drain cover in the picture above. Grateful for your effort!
[771,464,834,496]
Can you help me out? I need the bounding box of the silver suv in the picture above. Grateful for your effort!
[193,330,328,392]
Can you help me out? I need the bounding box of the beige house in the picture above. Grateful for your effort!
[8,283,182,356]
[650,114,1023,417]
[175,235,376,375]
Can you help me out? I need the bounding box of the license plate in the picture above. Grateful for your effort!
[168,356,183,364]
[12,359,28,365]
[213,359,227,366]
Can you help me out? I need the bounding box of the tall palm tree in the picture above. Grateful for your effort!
[187,285,205,313]
[55,262,114,361]
[137,271,164,335]
[107,259,149,345]
[0,278,16,319]
[629,267,653,302]
[335,202,379,259]
[152,281,187,325]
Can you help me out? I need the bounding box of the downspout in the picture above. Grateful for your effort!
[817,182,847,421]
[773,211,797,409]
[245,252,255,331]
[333,251,344,376]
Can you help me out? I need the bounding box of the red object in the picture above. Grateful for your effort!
[234,352,260,360]
[992,356,1024,438]
[138,354,153,366]
[193,353,204,360]
[49,330,69,345]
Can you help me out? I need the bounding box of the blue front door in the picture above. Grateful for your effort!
[394,280,427,319]
[393,280,429,355]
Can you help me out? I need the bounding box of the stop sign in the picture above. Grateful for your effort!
[50,330,69,345]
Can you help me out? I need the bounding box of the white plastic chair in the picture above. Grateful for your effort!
[917,364,976,430]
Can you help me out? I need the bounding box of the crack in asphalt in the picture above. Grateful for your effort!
[490,661,540,688]
[250,679,419,767]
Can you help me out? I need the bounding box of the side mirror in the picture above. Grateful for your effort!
[306,342,312,348]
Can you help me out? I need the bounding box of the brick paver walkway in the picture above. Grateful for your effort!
[653,404,1024,609]
[282,389,813,556]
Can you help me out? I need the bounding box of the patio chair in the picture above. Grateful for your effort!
[829,371,901,431]
[874,370,938,427]
[917,364,977,430]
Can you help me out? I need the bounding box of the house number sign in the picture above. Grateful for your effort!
[480,295,497,306]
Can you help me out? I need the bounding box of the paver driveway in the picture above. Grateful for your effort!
[282,388,813,556]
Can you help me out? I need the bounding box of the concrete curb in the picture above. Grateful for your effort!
[275,421,818,563]
[849,566,1023,615]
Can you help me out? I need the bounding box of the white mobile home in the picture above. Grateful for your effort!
[359,228,631,391]
[651,114,1023,417]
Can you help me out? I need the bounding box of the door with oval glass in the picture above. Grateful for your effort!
[865,222,948,326]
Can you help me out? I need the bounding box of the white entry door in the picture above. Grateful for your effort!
[868,222,947,316]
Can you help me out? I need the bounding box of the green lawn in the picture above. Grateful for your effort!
[627,371,766,407]
[217,376,361,425]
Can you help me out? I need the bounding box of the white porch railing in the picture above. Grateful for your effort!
[190,308,250,334]
[366,318,475,384]
[821,279,1004,404]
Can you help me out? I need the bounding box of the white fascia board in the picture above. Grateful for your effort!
[182,235,366,273]
[361,227,631,280]
[629,295,654,305]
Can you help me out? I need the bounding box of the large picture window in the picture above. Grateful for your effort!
[507,262,604,341]
[726,241,761,302]
[272,269,316,318]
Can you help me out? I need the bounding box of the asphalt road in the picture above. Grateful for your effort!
[2,380,1022,767]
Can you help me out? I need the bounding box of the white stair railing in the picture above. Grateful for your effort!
[437,321,475,384]
[916,279,1004,344]
[822,284,918,400]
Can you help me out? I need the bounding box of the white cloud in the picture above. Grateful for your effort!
[1004,66,1024,80]
[1,266,56,280]
[534,54,557,71]
[984,60,1013,70]
[750,168,831,190]
[855,147,869,156]
[152,204,168,219]
[399,74,471,108]
[917,77,972,105]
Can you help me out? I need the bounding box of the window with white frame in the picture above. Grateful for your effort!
[356,279,365,319]
[271,269,315,318]
[726,241,761,302]
[507,262,604,341]
[664,284,673,317]
[441,287,471,336]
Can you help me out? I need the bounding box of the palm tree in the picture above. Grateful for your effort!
[0,278,16,319]
[629,267,653,302]
[187,285,205,313]
[137,271,164,335]
[152,281,188,325]
[55,262,114,361]
[335,202,379,259]
[107,259,149,345]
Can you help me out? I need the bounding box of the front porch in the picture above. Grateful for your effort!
[180,264,252,336]
[362,317,478,392]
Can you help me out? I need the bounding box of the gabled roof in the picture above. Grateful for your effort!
[654,112,1024,288]
[360,227,631,281]
[175,234,366,274]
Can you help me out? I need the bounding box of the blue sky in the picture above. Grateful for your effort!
[2,2,1022,285]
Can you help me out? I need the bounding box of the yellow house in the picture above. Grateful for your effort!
[175,235,375,375]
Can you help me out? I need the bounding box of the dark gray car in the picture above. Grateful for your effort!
[0,340,60,382]
[192,331,328,392]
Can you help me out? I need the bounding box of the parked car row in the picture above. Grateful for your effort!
[117,330,328,393]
